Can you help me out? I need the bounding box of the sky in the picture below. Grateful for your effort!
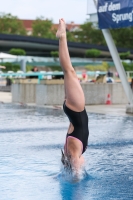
[1,0,96,24]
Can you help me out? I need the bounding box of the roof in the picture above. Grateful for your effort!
[21,20,33,29]
[1,33,133,58]
[20,20,81,32]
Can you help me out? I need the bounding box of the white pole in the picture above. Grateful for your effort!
[102,29,133,104]
[93,0,133,104]
[21,58,27,72]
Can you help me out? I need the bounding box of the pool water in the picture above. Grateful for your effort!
[0,104,133,200]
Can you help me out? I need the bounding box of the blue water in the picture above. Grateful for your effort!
[0,103,133,200]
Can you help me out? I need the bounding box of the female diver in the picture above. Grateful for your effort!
[56,19,89,174]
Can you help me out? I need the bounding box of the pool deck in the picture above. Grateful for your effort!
[0,92,12,103]
[0,92,132,116]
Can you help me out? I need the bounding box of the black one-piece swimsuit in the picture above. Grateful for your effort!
[63,101,89,154]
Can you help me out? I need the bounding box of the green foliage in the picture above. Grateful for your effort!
[1,12,133,53]
[73,22,105,45]
[26,65,33,72]
[85,49,101,58]
[102,62,110,70]
[0,13,26,35]
[85,62,109,71]
[50,51,59,58]
[9,48,26,55]
[32,16,56,39]
[66,31,77,42]
[122,62,133,71]
[1,62,20,72]
[111,27,133,48]
[49,66,62,71]
[119,51,130,60]
[66,21,133,49]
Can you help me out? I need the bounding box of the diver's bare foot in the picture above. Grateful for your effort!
[56,18,66,39]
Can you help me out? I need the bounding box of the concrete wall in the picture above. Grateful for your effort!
[36,84,65,105]
[82,83,128,104]
[12,84,36,104]
[12,82,128,105]
[126,104,133,114]
[0,86,11,92]
[12,79,38,104]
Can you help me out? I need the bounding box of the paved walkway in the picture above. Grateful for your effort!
[0,92,132,117]
[46,104,131,116]
[85,104,130,116]
[0,92,12,103]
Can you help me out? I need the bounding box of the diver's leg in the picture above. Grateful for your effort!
[56,19,85,111]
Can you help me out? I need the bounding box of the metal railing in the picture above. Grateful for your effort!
[126,71,133,79]
[0,71,107,84]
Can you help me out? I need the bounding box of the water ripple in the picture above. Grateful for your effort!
[0,104,133,200]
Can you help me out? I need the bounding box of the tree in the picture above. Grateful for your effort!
[111,27,133,48]
[73,21,133,49]
[85,49,101,59]
[122,62,133,71]
[85,62,109,71]
[66,31,77,42]
[50,51,59,61]
[2,62,20,72]
[9,48,26,55]
[50,51,59,57]
[74,22,105,45]
[119,51,130,60]
[0,13,26,35]
[32,17,56,39]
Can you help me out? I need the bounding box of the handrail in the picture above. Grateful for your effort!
[0,71,107,84]
[0,71,107,76]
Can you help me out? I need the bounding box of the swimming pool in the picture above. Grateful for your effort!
[0,104,133,200]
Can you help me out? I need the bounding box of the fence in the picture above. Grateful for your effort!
[0,71,107,84]
[126,71,133,79]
